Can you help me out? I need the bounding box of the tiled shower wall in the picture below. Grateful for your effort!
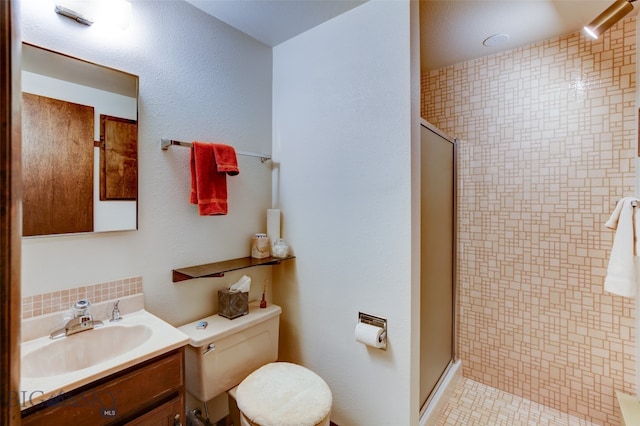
[422,18,636,425]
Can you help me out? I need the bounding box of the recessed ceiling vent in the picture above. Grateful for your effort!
[483,33,510,47]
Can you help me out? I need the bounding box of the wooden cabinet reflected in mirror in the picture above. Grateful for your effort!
[21,43,139,237]
[22,93,95,236]
[100,115,138,201]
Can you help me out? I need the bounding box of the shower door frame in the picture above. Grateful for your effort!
[418,118,458,416]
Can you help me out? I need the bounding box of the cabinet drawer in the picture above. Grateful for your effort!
[22,349,184,426]
[124,394,183,426]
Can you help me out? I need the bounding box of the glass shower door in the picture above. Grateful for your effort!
[419,121,456,410]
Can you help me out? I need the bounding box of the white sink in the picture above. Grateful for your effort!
[21,324,152,378]
[20,302,190,410]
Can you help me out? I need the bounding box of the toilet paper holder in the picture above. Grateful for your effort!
[358,312,387,348]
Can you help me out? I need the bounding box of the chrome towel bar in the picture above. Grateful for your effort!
[161,138,271,163]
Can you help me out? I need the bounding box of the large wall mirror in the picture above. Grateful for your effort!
[21,43,139,237]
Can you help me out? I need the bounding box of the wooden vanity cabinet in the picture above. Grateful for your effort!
[22,348,185,426]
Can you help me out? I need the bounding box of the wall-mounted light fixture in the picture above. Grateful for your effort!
[55,3,94,25]
[55,0,132,29]
[584,0,635,39]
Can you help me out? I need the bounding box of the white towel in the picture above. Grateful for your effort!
[604,197,640,297]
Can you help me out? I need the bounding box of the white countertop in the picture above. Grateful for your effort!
[20,297,189,410]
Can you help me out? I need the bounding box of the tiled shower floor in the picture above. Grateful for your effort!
[436,378,599,426]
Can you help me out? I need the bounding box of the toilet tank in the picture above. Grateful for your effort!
[178,301,281,402]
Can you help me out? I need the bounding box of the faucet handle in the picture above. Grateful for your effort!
[110,300,122,322]
[71,299,91,318]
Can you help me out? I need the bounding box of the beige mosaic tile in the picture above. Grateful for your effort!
[22,276,143,319]
[437,378,599,426]
[423,17,636,426]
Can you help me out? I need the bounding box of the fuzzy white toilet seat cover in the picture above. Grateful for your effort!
[236,362,332,426]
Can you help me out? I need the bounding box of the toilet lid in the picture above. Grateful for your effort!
[236,362,332,426]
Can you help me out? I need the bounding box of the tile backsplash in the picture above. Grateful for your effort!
[422,17,636,426]
[22,276,143,319]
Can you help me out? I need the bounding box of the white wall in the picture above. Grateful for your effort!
[272,1,418,424]
[20,0,274,327]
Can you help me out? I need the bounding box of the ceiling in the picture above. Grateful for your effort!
[420,0,634,71]
[184,0,366,46]
[185,0,636,73]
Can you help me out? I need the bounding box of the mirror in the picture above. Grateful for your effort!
[21,43,138,237]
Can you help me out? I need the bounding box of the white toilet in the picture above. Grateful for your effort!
[179,301,332,426]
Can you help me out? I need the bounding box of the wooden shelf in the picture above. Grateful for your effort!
[171,255,295,282]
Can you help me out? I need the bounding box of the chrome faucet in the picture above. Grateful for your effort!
[49,299,103,339]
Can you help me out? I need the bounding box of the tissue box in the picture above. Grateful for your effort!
[218,289,248,319]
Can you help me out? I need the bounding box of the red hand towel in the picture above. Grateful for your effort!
[213,144,239,175]
[190,142,239,215]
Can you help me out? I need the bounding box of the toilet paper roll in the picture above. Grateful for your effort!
[267,209,280,248]
[355,322,386,349]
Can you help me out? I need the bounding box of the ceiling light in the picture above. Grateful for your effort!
[584,0,634,39]
[483,33,510,48]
